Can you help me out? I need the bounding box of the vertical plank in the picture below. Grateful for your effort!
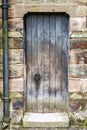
[49,14,56,112]
[31,15,38,112]
[26,15,32,111]
[61,15,69,111]
[37,14,44,112]
[43,15,50,113]
[55,15,62,111]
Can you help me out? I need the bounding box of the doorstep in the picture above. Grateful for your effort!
[23,112,69,128]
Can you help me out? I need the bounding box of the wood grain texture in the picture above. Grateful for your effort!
[26,15,32,111]
[49,14,56,112]
[55,15,62,110]
[31,15,38,112]
[43,15,50,113]
[37,15,44,112]
[61,15,69,110]
[25,13,69,113]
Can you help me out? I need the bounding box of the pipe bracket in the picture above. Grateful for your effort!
[0,4,10,9]
[2,97,10,102]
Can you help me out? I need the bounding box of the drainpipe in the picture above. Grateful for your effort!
[1,0,10,128]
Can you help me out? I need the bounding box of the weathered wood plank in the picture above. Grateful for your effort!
[31,15,38,112]
[37,15,44,112]
[61,15,69,111]
[0,49,23,64]
[0,64,23,78]
[49,14,56,112]
[43,15,50,113]
[55,15,62,111]
[26,15,32,111]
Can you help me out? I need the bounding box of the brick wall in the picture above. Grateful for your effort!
[0,0,87,128]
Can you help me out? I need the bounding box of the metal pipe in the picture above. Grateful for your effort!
[1,0,10,123]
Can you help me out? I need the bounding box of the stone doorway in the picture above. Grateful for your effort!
[23,13,69,128]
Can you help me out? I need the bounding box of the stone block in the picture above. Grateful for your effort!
[13,98,24,110]
[8,31,23,38]
[70,18,86,32]
[0,30,23,38]
[69,50,77,64]
[70,40,87,49]
[10,110,23,125]
[8,0,16,4]
[69,49,87,64]
[77,5,86,17]
[0,22,1,28]
[0,30,2,37]
[0,10,2,18]
[0,99,3,121]
[0,49,23,64]
[69,64,87,78]
[22,0,44,4]
[10,92,23,99]
[0,64,24,78]
[71,31,87,38]
[0,38,23,49]
[0,78,24,92]
[70,93,84,100]
[69,78,87,92]
[9,38,23,49]
[9,78,24,92]
[46,0,70,4]
[69,127,87,130]
[9,6,15,18]
[18,127,69,130]
[72,0,87,5]
[10,0,44,4]
[69,99,86,112]
[0,38,2,49]
[8,18,23,31]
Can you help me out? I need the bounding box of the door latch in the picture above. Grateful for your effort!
[34,73,41,81]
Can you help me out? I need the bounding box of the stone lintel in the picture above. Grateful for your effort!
[14,4,77,18]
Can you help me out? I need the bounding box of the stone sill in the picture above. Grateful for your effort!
[23,112,69,128]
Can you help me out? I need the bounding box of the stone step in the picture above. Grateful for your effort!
[23,112,69,128]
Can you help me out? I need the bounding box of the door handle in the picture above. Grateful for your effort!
[34,73,41,81]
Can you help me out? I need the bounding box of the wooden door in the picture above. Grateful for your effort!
[24,13,69,113]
